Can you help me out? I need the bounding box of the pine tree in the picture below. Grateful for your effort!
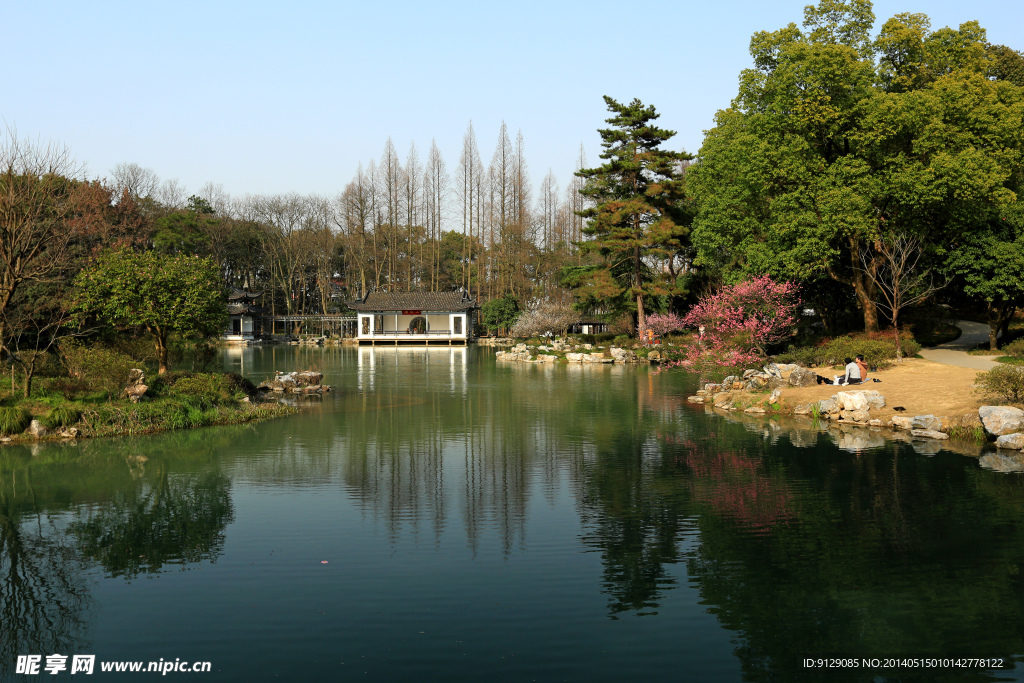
[574,96,691,337]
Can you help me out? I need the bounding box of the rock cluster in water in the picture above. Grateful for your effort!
[257,371,331,394]
[495,342,648,364]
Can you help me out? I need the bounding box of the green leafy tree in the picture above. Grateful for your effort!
[573,97,692,337]
[689,0,1024,332]
[480,294,520,334]
[74,250,226,374]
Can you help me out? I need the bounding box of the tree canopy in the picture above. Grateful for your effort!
[689,0,1024,332]
[571,97,692,336]
[74,250,226,373]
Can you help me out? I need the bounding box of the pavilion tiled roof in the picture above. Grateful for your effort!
[348,291,477,312]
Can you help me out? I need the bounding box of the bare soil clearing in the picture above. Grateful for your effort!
[781,358,990,418]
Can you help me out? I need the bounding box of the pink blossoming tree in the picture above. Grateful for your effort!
[667,276,800,378]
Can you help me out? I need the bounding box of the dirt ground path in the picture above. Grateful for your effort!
[781,358,986,418]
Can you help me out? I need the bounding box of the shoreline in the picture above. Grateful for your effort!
[683,358,1024,464]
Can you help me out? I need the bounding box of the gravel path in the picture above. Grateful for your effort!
[918,320,1001,371]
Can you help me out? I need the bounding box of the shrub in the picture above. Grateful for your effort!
[50,377,91,400]
[39,406,81,430]
[167,372,254,404]
[976,365,1024,403]
[1003,338,1024,359]
[772,330,920,368]
[0,407,32,435]
[59,341,138,395]
[613,334,631,346]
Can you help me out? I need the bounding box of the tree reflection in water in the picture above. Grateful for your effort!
[0,446,93,669]
[71,466,233,579]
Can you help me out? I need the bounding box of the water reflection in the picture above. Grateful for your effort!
[5,347,1024,681]
[0,455,93,670]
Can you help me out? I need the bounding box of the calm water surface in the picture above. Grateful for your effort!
[3,346,1024,682]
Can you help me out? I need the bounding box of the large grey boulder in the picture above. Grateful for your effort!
[788,367,817,387]
[979,406,1024,437]
[27,419,49,438]
[995,433,1024,450]
[911,415,942,431]
[911,429,948,440]
[891,416,914,430]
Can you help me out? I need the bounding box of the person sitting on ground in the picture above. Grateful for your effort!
[855,354,869,382]
[835,357,862,385]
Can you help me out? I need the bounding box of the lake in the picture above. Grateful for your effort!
[2,345,1023,681]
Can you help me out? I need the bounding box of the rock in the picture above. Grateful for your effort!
[816,398,838,414]
[788,367,818,387]
[565,353,583,363]
[122,368,148,402]
[763,363,782,378]
[648,350,661,361]
[744,406,766,414]
[27,420,49,437]
[513,343,527,353]
[911,415,942,431]
[891,415,913,430]
[995,433,1024,450]
[768,389,782,404]
[775,363,798,373]
[687,396,705,404]
[60,427,79,438]
[712,392,731,404]
[835,391,870,411]
[979,406,1024,437]
[869,419,883,427]
[721,375,738,387]
[0,436,10,443]
[704,383,722,393]
[539,354,557,363]
[911,429,949,440]
[850,410,871,423]
[751,376,768,389]
[767,376,786,389]
[793,404,811,415]
[743,369,758,379]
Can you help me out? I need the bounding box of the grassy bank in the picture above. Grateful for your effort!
[0,370,297,441]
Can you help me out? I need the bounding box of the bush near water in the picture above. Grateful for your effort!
[773,330,921,369]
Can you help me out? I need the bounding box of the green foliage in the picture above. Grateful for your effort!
[571,97,694,328]
[160,372,255,405]
[1002,338,1024,358]
[481,295,521,332]
[38,406,81,430]
[58,341,138,395]
[689,1,1024,332]
[0,406,31,435]
[976,365,1024,403]
[73,249,226,371]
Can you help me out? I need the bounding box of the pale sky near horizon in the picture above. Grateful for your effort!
[3,1,1022,204]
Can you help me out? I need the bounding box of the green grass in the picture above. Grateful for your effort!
[0,406,32,435]
[996,356,1024,366]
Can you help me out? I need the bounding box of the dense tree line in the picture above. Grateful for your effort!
[3,0,1023,361]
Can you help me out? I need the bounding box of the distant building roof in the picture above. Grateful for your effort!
[348,291,477,312]
[228,288,260,302]
[228,303,261,316]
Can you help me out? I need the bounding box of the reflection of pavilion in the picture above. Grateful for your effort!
[357,346,467,395]
[349,291,477,345]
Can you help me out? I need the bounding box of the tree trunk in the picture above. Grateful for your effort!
[851,268,879,333]
[154,330,169,375]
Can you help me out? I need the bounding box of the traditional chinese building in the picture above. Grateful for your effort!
[348,291,477,345]
[223,289,263,342]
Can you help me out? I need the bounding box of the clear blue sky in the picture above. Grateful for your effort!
[3,0,1021,199]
